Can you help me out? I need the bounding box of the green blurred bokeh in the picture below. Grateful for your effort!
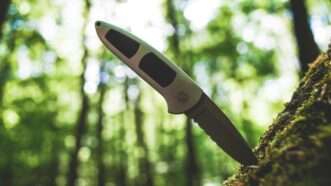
[0,0,330,185]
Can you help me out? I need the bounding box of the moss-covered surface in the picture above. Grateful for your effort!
[224,54,331,186]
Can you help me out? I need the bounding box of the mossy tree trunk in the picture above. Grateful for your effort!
[224,52,331,186]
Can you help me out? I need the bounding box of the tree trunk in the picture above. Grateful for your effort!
[66,82,89,186]
[165,0,179,56]
[1,163,13,186]
[185,119,201,186]
[224,52,331,185]
[157,111,179,186]
[96,80,106,186]
[66,0,91,185]
[48,140,60,186]
[289,0,320,73]
[114,112,128,186]
[0,10,14,107]
[0,0,11,41]
[0,19,14,186]
[114,78,130,186]
[133,90,154,186]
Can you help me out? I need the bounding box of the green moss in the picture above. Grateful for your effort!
[224,54,331,186]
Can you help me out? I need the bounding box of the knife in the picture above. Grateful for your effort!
[95,21,257,165]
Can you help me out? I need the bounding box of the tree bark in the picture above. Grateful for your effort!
[224,52,331,185]
[66,0,91,185]
[289,0,320,73]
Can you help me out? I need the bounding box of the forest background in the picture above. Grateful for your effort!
[0,0,330,186]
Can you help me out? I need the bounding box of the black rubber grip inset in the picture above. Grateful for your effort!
[139,53,176,87]
[105,29,139,58]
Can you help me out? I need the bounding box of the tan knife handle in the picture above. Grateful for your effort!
[95,21,203,114]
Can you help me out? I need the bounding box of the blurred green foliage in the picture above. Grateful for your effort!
[0,0,330,186]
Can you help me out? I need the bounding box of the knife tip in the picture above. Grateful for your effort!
[241,152,258,166]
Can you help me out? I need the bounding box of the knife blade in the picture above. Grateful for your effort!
[95,20,257,165]
[186,93,257,165]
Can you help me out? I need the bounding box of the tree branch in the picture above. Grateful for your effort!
[290,0,320,73]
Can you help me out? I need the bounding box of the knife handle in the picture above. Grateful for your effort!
[95,21,202,114]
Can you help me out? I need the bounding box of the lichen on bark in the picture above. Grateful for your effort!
[224,53,331,186]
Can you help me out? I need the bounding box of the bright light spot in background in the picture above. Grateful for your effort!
[231,9,299,126]
[77,179,88,186]
[310,2,331,49]
[18,1,31,15]
[194,62,211,95]
[235,10,283,50]
[312,15,331,49]
[17,46,32,79]
[228,86,244,114]
[42,51,57,73]
[250,75,298,125]
[104,88,126,114]
[91,0,169,51]
[184,0,220,31]
[3,109,20,129]
[65,135,75,148]
[155,161,168,174]
[128,84,140,100]
[204,180,219,186]
[39,15,57,41]
[17,47,55,78]
[84,59,100,94]
[79,147,91,162]
[113,65,137,80]
[45,0,84,69]
[114,65,127,79]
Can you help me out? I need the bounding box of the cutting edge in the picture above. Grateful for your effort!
[185,93,258,165]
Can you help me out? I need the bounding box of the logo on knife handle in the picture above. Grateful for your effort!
[176,91,189,103]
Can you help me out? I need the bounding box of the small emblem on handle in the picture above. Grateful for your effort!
[176,91,189,103]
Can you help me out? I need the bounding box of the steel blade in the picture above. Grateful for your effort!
[185,93,257,165]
